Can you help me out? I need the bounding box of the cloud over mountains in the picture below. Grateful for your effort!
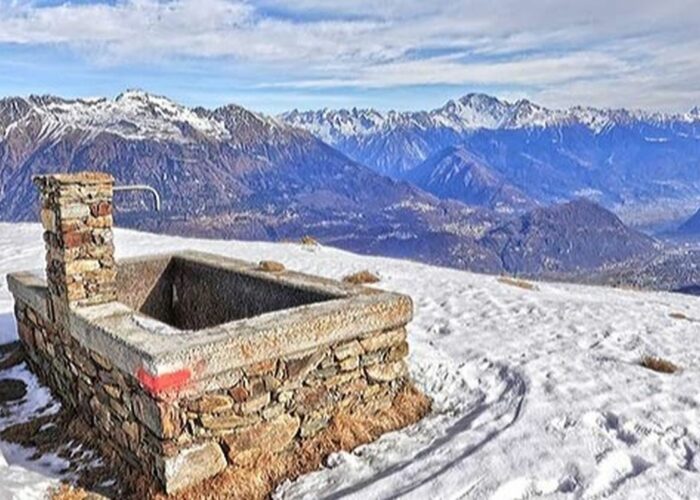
[0,0,698,111]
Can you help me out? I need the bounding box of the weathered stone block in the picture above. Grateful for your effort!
[222,414,299,464]
[360,328,406,353]
[186,394,234,414]
[162,441,227,494]
[199,412,258,431]
[334,339,363,360]
[365,361,407,383]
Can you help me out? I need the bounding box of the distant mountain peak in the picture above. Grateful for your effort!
[2,90,233,143]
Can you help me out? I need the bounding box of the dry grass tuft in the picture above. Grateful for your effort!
[497,276,538,291]
[50,484,101,500]
[342,270,381,285]
[300,235,319,246]
[258,260,285,272]
[640,355,680,374]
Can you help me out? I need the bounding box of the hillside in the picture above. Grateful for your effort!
[0,90,499,268]
[405,146,536,212]
[2,223,700,498]
[282,93,700,227]
[0,90,662,277]
[481,199,658,275]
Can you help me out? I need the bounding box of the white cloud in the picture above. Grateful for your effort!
[0,0,698,110]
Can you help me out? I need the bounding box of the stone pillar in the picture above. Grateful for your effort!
[34,172,117,314]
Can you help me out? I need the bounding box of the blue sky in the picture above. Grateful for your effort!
[0,0,698,114]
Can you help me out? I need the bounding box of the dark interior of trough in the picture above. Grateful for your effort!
[116,256,338,330]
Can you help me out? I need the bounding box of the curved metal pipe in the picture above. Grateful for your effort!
[113,184,162,211]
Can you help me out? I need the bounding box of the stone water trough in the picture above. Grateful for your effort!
[7,172,425,494]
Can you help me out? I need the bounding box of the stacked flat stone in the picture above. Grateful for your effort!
[34,172,116,309]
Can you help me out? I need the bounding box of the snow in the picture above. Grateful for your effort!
[2,222,700,498]
[280,95,692,143]
[6,90,231,144]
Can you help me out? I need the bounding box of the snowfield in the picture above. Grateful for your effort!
[2,223,700,499]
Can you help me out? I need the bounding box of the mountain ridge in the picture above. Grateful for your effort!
[0,89,662,276]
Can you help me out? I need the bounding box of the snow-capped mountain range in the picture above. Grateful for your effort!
[0,89,664,278]
[0,89,285,144]
[281,93,700,142]
[280,93,700,228]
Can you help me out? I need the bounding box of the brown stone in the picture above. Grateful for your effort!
[222,414,299,464]
[387,341,409,362]
[186,394,234,414]
[263,375,282,392]
[317,365,338,379]
[326,368,362,387]
[337,377,368,396]
[244,358,276,377]
[62,230,92,249]
[228,385,249,403]
[360,328,406,353]
[365,361,407,383]
[90,201,112,217]
[91,351,113,371]
[162,441,227,494]
[239,392,270,414]
[294,385,332,415]
[262,403,285,421]
[339,356,360,372]
[103,384,122,400]
[122,420,141,445]
[200,413,259,431]
[248,377,266,397]
[160,403,183,439]
[40,208,56,231]
[258,260,285,272]
[284,351,324,381]
[334,340,363,360]
[87,215,113,229]
[361,350,385,366]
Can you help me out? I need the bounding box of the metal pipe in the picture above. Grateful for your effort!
[113,184,162,211]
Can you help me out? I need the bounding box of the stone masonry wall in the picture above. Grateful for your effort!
[34,172,116,311]
[15,296,412,494]
[14,299,164,479]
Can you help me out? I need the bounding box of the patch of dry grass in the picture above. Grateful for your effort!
[640,355,679,374]
[300,235,319,246]
[497,276,538,291]
[342,270,380,285]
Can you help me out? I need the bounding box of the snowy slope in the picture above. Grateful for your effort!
[2,223,700,499]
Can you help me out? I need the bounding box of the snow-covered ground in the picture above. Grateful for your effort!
[2,223,700,499]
